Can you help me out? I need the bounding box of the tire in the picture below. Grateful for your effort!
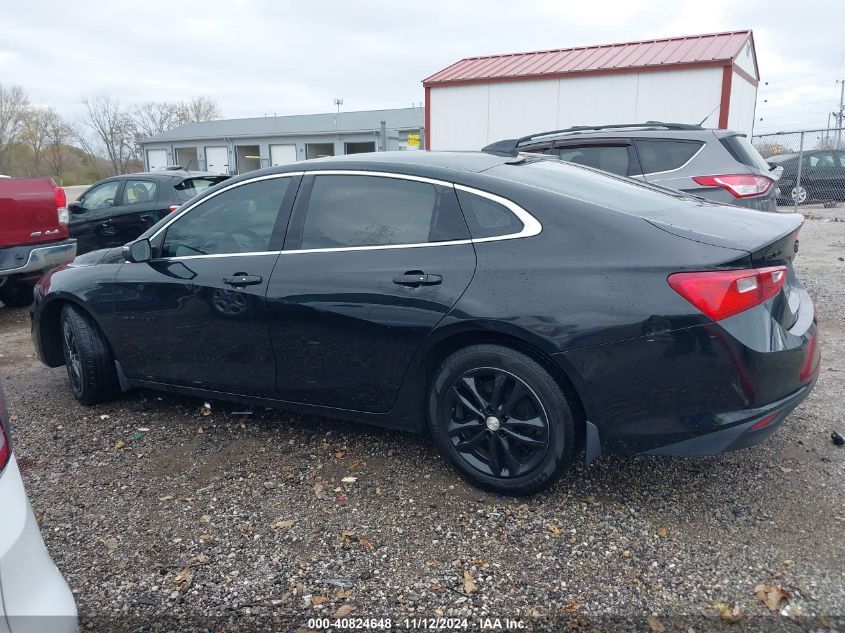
[0,282,34,308]
[790,184,809,205]
[428,344,576,495]
[60,304,120,405]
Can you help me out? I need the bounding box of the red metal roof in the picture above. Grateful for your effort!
[423,30,754,86]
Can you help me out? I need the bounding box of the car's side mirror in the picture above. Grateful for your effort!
[68,201,86,214]
[123,238,152,263]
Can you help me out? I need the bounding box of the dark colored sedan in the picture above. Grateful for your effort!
[68,168,228,254]
[30,152,819,495]
[769,149,845,205]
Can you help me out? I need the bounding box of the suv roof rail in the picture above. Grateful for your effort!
[481,121,705,156]
[164,165,184,171]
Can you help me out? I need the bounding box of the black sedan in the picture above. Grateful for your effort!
[769,149,845,205]
[68,168,228,255]
[30,152,819,495]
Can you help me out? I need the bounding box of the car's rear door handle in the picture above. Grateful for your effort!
[393,272,442,287]
[223,274,263,288]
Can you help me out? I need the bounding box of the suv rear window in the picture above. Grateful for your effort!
[635,140,703,174]
[174,176,228,202]
[719,135,770,171]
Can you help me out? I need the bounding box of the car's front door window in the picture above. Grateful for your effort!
[82,181,120,210]
[161,177,291,257]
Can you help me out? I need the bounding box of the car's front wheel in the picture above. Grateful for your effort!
[60,304,120,405]
[428,344,576,495]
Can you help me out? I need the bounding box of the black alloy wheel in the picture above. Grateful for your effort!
[446,368,550,478]
[429,344,576,495]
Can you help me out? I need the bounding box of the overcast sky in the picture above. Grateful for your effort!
[1,0,843,137]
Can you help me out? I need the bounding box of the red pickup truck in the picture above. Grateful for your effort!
[0,177,77,306]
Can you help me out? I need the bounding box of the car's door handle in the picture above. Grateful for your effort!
[223,274,263,288]
[393,272,443,287]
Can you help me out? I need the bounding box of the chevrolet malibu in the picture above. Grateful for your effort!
[30,152,820,495]
[0,382,77,632]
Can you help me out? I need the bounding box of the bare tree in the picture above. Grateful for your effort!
[81,94,138,175]
[45,111,73,183]
[0,83,29,173]
[183,96,222,122]
[21,106,58,176]
[133,101,186,139]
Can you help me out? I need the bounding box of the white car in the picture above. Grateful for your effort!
[0,384,77,633]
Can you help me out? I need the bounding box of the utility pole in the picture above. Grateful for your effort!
[334,97,343,155]
[836,80,844,149]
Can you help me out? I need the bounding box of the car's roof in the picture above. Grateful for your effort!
[299,151,514,173]
[130,169,223,179]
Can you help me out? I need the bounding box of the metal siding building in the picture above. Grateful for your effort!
[423,31,759,150]
[140,107,425,174]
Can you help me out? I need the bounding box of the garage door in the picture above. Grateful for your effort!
[146,149,167,171]
[270,144,297,166]
[205,146,230,175]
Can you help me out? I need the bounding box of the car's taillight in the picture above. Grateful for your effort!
[168,205,180,213]
[692,174,773,198]
[668,266,787,321]
[55,186,69,225]
[0,387,10,474]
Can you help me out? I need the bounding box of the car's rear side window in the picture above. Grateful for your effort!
[719,135,770,171]
[456,189,523,238]
[635,140,703,174]
[555,145,631,176]
[299,175,467,249]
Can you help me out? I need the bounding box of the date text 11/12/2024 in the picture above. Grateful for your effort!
[307,617,527,629]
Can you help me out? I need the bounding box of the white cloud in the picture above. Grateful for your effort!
[0,0,842,135]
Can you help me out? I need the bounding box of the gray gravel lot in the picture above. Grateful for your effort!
[1,207,843,632]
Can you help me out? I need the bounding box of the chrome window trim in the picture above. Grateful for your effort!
[148,169,542,261]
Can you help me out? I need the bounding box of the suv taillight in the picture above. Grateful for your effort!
[0,387,10,474]
[668,266,787,321]
[55,186,69,225]
[692,174,773,198]
[168,205,180,213]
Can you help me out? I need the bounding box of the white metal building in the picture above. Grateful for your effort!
[140,107,424,174]
[423,30,759,150]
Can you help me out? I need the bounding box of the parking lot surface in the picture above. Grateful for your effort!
[1,207,843,632]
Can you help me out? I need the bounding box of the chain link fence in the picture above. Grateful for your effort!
[752,128,845,211]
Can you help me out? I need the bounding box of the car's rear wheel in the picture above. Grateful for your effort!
[60,304,120,405]
[428,344,576,495]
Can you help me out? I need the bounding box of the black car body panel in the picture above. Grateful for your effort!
[32,152,819,461]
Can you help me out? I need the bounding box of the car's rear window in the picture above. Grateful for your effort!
[634,140,703,174]
[174,176,228,201]
[489,158,693,217]
[719,134,770,171]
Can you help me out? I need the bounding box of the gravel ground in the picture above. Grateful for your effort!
[1,207,843,633]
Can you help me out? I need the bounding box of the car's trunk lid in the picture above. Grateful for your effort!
[647,206,803,328]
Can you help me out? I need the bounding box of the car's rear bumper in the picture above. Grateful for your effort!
[0,457,77,633]
[0,240,77,281]
[640,378,815,455]
[555,291,820,456]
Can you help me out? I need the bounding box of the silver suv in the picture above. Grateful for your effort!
[485,122,780,212]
